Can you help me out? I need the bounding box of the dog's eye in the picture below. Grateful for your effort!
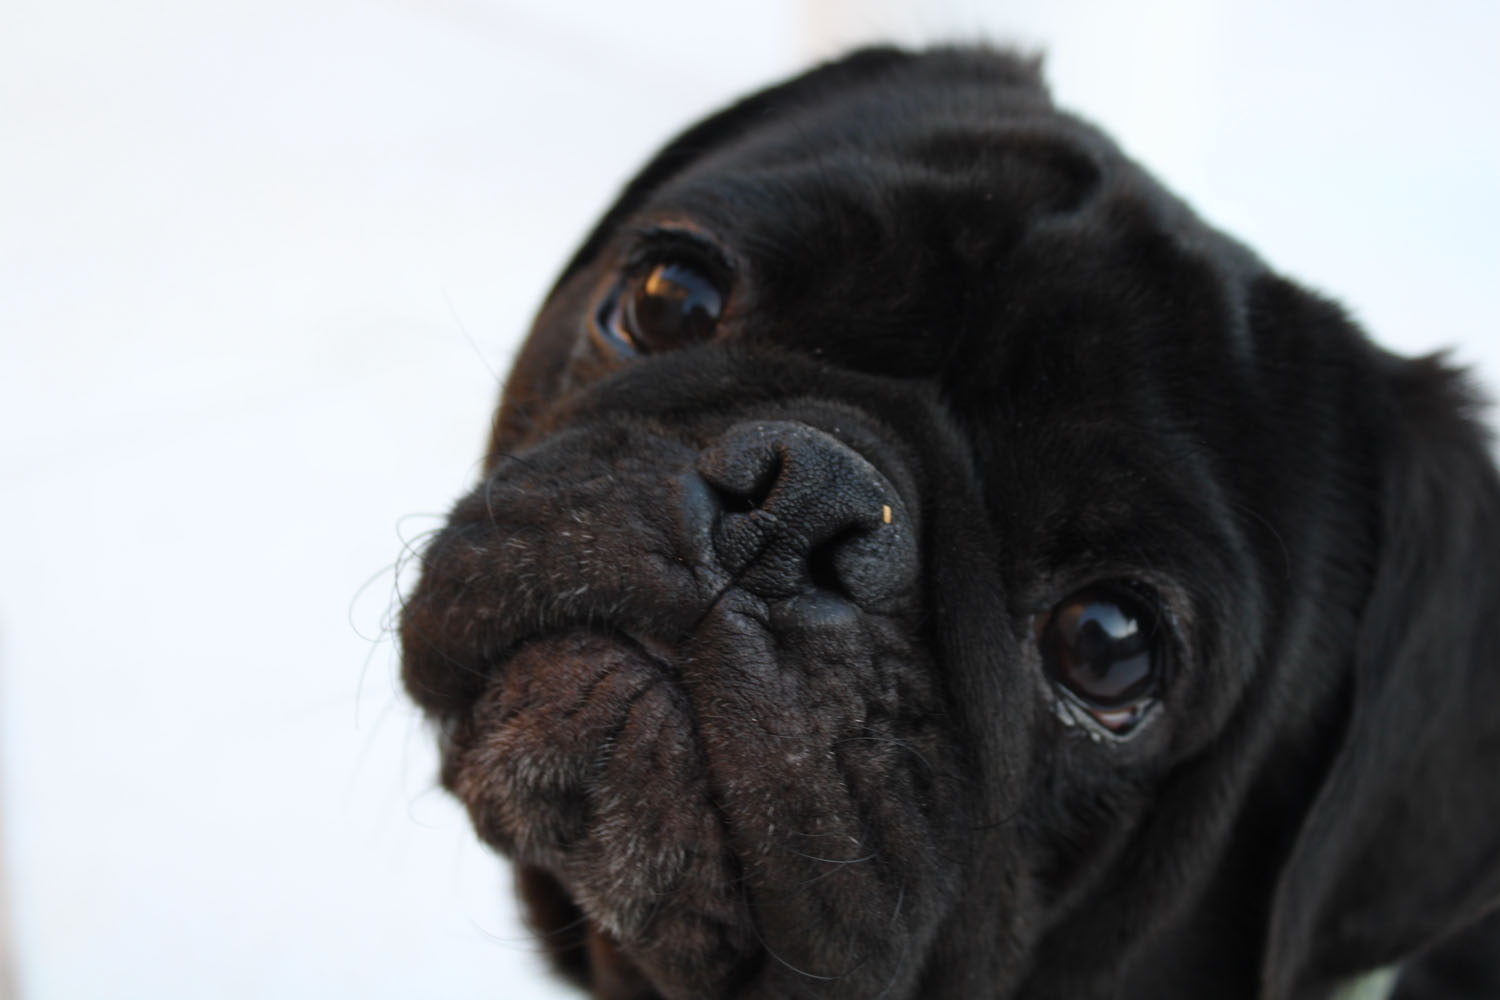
[599,260,725,355]
[1039,585,1165,732]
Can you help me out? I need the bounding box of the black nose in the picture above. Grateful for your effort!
[695,421,917,606]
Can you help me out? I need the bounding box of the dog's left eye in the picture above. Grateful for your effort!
[598,260,725,355]
[1039,585,1166,733]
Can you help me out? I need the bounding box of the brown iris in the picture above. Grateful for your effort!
[1039,584,1166,731]
[601,259,725,355]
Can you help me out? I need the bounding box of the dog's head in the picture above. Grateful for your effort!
[401,47,1500,999]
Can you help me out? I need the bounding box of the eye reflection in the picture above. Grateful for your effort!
[1040,584,1165,732]
[600,258,726,355]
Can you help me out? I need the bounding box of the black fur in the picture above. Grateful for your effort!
[400,46,1500,999]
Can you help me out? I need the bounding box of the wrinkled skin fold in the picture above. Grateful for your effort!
[401,46,1500,999]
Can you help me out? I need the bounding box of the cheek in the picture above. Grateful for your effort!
[489,274,610,458]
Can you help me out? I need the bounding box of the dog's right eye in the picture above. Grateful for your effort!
[597,259,725,355]
[1038,584,1167,734]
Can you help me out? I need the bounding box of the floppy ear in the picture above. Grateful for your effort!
[1262,356,1500,998]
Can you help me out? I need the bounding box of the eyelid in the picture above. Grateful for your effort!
[620,225,734,283]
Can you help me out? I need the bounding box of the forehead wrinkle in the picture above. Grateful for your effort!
[651,155,1055,292]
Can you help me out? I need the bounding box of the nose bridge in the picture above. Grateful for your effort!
[696,421,918,607]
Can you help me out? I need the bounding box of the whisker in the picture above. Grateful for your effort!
[441,285,504,387]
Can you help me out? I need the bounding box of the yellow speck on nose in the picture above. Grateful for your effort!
[882,504,892,524]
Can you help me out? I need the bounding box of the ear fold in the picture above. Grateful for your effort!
[1263,357,1500,998]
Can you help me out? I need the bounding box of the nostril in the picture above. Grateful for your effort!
[713,487,758,515]
[701,449,782,514]
[807,524,865,593]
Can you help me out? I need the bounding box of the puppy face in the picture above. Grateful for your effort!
[401,48,1500,999]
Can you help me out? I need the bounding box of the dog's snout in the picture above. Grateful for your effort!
[695,421,917,606]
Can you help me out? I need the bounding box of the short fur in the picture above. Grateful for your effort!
[400,47,1500,999]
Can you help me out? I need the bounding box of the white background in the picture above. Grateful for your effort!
[2,1,1496,997]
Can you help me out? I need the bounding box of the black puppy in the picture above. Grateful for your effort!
[401,47,1500,999]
